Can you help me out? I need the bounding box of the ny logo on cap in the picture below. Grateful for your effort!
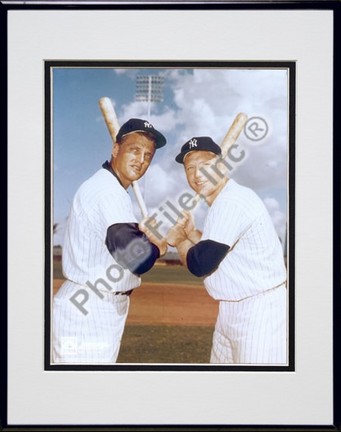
[144,121,153,129]
[188,138,198,149]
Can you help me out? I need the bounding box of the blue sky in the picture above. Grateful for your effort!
[53,66,289,247]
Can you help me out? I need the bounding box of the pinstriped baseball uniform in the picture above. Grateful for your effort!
[53,167,140,363]
[201,179,287,364]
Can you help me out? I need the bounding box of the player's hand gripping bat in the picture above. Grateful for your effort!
[98,97,149,218]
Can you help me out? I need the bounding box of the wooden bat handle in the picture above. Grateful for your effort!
[220,112,248,158]
[131,182,148,218]
[98,97,120,142]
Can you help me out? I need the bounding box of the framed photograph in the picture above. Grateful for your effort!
[4,1,340,430]
[46,61,294,372]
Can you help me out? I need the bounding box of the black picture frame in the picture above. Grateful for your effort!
[2,1,340,431]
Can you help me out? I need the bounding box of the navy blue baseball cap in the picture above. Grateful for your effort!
[116,118,166,149]
[175,136,222,164]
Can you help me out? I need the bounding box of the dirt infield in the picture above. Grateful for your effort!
[53,279,218,327]
[127,283,218,326]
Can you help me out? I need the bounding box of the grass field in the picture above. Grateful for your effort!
[117,325,213,364]
[52,258,216,364]
[53,258,204,285]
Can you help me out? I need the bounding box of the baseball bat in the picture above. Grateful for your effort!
[98,97,149,218]
[220,112,248,158]
[191,112,248,210]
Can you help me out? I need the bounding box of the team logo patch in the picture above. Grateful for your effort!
[144,121,153,129]
[188,138,198,149]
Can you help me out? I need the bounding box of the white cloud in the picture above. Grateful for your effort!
[263,197,280,212]
[141,163,181,208]
[263,197,287,244]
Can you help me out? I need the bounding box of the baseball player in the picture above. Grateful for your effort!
[167,136,287,364]
[53,118,167,364]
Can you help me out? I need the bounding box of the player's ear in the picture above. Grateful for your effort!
[112,142,120,158]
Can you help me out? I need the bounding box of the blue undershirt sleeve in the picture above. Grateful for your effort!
[105,223,160,275]
[186,239,230,277]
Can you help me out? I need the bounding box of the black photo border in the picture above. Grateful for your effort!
[44,59,295,373]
